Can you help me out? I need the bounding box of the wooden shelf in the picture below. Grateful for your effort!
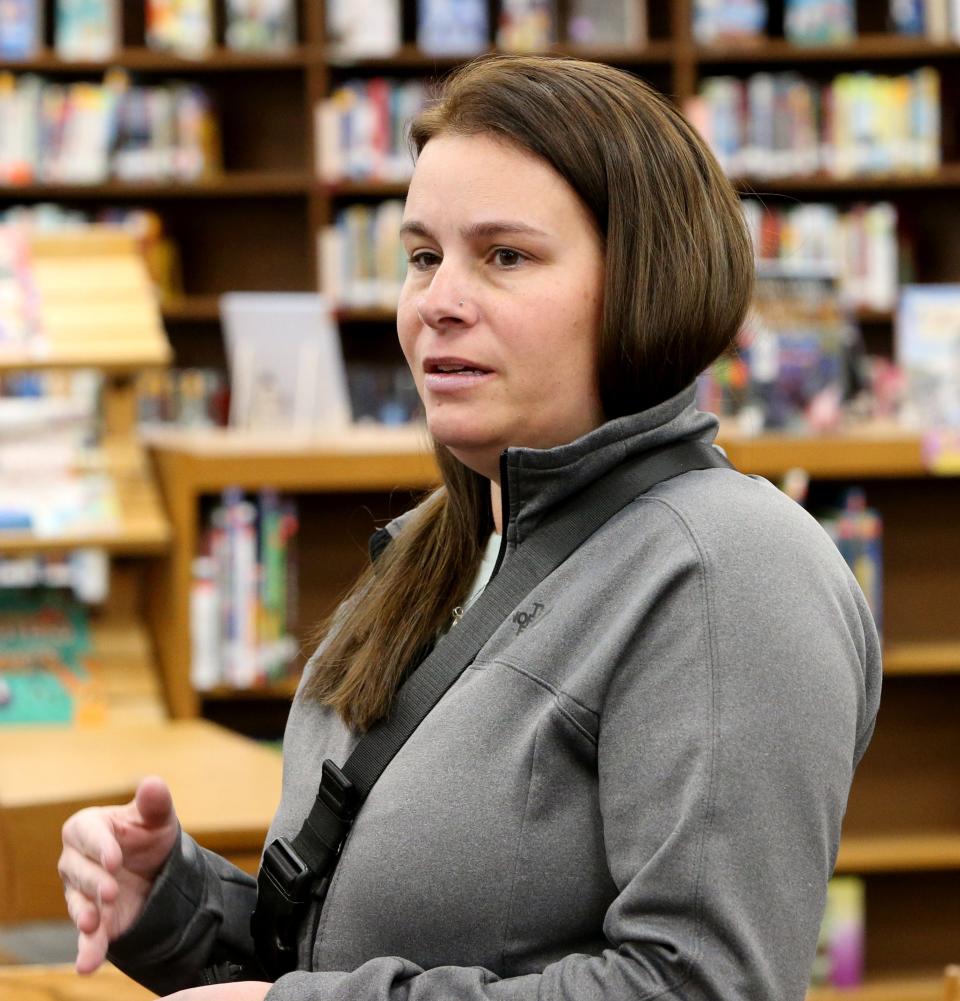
[327,41,675,70]
[0,340,171,373]
[0,46,316,73]
[336,305,397,323]
[836,832,960,873]
[201,678,299,701]
[161,294,222,323]
[146,424,438,493]
[717,426,929,478]
[0,171,313,200]
[734,164,960,193]
[884,641,960,676]
[807,974,943,1001]
[698,34,960,63]
[0,444,171,556]
[323,179,410,198]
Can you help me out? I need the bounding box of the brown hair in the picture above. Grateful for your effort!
[305,55,754,730]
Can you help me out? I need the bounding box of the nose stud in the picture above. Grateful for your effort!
[459,300,464,307]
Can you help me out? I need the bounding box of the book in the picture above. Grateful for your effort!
[191,491,299,690]
[895,284,960,428]
[145,0,214,57]
[809,876,865,988]
[740,199,901,311]
[0,589,106,725]
[784,0,856,45]
[497,0,557,51]
[889,0,925,33]
[221,292,352,431]
[225,0,297,51]
[698,268,860,433]
[694,68,941,179]
[819,490,884,635]
[0,0,43,59]
[692,0,767,44]
[417,0,489,55]
[326,0,401,58]
[567,0,647,47]
[54,0,120,60]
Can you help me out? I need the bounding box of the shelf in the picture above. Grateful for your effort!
[0,444,171,556]
[336,305,397,323]
[0,963,153,1000]
[733,165,960,193]
[323,179,410,198]
[0,46,316,73]
[884,641,960,676]
[0,339,171,373]
[697,34,960,63]
[201,678,299,701]
[327,41,674,70]
[0,171,313,200]
[807,974,943,1001]
[836,832,960,873]
[717,426,929,478]
[161,294,222,323]
[145,424,438,492]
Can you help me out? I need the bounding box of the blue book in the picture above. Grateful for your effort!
[0,0,43,59]
[889,0,925,33]
[418,0,489,55]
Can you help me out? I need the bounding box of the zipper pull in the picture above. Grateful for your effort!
[451,606,464,627]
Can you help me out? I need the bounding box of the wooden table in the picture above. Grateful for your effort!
[0,720,282,922]
[0,962,155,1000]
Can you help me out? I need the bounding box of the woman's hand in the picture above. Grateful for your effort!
[58,776,180,974]
[160,984,272,1000]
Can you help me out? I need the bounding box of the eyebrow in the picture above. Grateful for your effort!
[399,220,550,240]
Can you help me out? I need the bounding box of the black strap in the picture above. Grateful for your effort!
[246,439,733,981]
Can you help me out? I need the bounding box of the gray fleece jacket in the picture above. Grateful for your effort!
[109,385,882,1001]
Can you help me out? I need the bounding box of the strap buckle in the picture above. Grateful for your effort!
[250,760,356,979]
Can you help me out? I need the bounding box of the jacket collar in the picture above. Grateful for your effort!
[376,383,719,557]
[500,383,718,548]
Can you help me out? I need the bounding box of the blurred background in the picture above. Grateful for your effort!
[0,1,958,998]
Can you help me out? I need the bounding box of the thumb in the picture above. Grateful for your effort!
[132,775,175,829]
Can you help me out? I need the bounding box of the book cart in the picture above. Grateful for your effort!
[2,0,958,995]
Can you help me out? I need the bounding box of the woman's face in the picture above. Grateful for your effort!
[397,133,606,481]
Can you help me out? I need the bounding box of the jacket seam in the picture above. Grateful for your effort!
[631,494,720,987]
[477,658,599,746]
[498,714,541,974]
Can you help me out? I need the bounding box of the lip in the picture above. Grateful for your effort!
[422,356,495,395]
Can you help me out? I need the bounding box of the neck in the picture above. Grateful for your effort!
[490,479,503,534]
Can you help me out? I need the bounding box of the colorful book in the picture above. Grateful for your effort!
[896,284,960,429]
[567,0,647,46]
[497,0,557,51]
[417,0,489,55]
[145,0,214,57]
[54,0,120,60]
[225,0,297,52]
[0,0,43,59]
[784,0,856,45]
[692,0,767,44]
[810,876,865,988]
[326,0,401,57]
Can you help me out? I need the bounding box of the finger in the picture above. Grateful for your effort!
[62,809,123,872]
[75,922,109,975]
[64,886,101,935]
[133,775,175,830]
[58,844,119,904]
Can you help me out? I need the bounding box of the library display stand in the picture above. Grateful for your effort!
[3,0,958,994]
[0,229,172,722]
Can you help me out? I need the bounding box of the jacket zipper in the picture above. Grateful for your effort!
[490,449,511,579]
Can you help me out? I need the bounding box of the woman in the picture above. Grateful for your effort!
[59,56,881,1001]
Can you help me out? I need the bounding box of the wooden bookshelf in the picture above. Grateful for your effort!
[0,46,316,73]
[884,640,960,676]
[837,833,960,874]
[697,34,960,62]
[0,171,314,200]
[807,975,943,1001]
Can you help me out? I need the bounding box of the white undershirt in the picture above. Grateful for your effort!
[461,532,502,612]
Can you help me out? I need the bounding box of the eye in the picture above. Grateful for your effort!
[492,248,525,268]
[408,250,441,270]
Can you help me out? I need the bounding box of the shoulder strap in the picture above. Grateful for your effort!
[344,438,730,795]
[249,439,732,980]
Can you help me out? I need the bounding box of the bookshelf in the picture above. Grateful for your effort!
[2,0,955,992]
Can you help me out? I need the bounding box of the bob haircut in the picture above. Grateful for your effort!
[305,56,755,730]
